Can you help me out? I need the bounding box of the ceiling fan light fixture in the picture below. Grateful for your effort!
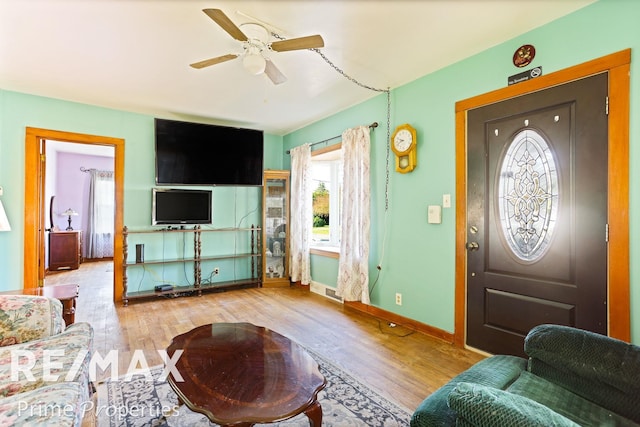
[243,53,266,75]
[194,9,323,85]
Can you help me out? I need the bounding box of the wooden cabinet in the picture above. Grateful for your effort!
[262,170,290,287]
[49,231,82,271]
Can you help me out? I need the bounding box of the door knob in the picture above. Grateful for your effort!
[466,241,479,251]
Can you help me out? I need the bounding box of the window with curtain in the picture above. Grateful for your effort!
[310,146,343,250]
[289,125,370,302]
[86,169,114,259]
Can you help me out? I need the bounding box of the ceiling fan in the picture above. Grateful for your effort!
[190,9,325,85]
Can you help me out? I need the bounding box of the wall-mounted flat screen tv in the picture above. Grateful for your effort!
[152,188,212,225]
[155,118,264,186]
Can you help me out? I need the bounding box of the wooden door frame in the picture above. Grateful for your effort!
[24,128,125,302]
[454,49,631,346]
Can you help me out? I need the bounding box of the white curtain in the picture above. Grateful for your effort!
[86,169,114,258]
[289,144,312,285]
[336,126,371,303]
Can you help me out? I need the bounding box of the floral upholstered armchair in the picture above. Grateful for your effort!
[0,294,94,426]
[0,294,66,346]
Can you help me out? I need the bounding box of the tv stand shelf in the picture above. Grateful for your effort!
[122,225,261,305]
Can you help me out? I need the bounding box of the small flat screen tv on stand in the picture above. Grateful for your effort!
[152,188,212,225]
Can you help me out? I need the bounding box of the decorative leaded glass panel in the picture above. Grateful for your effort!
[498,129,558,261]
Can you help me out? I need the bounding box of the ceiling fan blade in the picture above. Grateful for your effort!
[264,59,287,85]
[203,9,248,42]
[190,54,239,69]
[270,35,324,52]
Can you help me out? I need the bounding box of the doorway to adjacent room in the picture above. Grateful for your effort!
[23,128,125,302]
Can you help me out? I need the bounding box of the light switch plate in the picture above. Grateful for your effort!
[428,205,442,224]
[443,194,451,208]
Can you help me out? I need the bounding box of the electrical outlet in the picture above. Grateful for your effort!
[213,267,219,275]
[395,293,402,306]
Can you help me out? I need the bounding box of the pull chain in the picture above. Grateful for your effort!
[272,32,392,210]
[385,89,391,211]
[311,48,392,211]
[271,32,394,294]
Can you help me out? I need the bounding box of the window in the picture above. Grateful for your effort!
[311,145,342,249]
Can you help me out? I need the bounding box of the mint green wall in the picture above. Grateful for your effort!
[284,0,640,344]
[0,90,283,292]
[310,255,340,287]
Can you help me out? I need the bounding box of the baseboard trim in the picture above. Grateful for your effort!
[344,301,454,344]
[293,280,453,343]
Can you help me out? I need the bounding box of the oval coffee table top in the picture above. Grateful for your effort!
[166,322,326,425]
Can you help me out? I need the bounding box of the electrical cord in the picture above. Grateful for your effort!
[181,230,191,286]
[161,231,166,285]
[300,38,394,299]
[135,265,146,292]
[376,319,415,338]
[369,265,382,294]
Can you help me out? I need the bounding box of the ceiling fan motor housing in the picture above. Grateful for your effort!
[240,23,271,49]
[240,23,271,74]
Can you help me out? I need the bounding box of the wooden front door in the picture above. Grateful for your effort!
[466,73,608,356]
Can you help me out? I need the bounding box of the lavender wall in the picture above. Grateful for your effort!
[55,152,114,257]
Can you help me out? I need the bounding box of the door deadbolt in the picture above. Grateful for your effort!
[466,242,479,251]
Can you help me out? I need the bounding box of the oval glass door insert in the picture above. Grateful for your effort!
[498,129,559,261]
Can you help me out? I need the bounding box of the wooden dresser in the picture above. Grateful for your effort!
[49,230,82,271]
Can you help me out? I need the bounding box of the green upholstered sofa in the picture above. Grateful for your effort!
[411,324,640,426]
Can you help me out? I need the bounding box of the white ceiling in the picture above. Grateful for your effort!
[0,0,595,135]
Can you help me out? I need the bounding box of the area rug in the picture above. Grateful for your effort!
[95,348,412,426]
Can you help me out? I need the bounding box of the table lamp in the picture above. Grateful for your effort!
[0,200,10,232]
[63,208,78,231]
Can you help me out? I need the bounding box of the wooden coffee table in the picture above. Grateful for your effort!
[166,323,326,427]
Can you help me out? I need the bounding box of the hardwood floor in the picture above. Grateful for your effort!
[45,260,486,411]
